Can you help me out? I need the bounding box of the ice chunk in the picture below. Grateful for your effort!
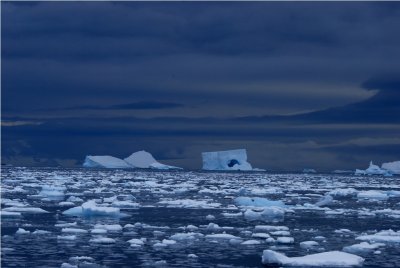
[201,149,254,171]
[3,207,49,214]
[357,190,388,201]
[62,200,125,218]
[328,188,358,197]
[382,160,400,174]
[124,150,181,170]
[89,237,115,243]
[356,229,400,243]
[244,207,285,222]
[300,241,319,249]
[127,238,145,246]
[16,228,30,235]
[302,168,316,173]
[262,250,364,266]
[315,195,333,207]
[205,233,240,240]
[241,240,261,245]
[83,155,131,169]
[235,197,285,208]
[39,185,66,199]
[62,228,88,234]
[277,237,294,244]
[169,232,204,241]
[343,242,384,254]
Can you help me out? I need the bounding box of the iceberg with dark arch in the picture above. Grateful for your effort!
[202,149,258,171]
[83,150,182,170]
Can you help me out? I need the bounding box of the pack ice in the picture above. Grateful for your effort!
[83,150,181,170]
[202,149,257,171]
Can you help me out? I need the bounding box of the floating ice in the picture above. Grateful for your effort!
[343,242,384,254]
[328,188,358,197]
[254,225,289,232]
[357,190,388,201]
[201,149,254,171]
[83,155,132,169]
[244,207,285,222]
[315,195,333,207]
[276,237,294,244]
[3,207,49,214]
[39,185,66,200]
[205,233,241,240]
[158,199,221,209]
[16,228,30,235]
[124,150,182,170]
[62,200,125,217]
[241,240,261,245]
[300,241,319,249]
[355,161,390,176]
[62,228,88,234]
[235,197,285,208]
[356,229,400,243]
[127,238,145,246]
[170,232,204,241]
[381,160,400,174]
[89,237,116,243]
[261,250,364,267]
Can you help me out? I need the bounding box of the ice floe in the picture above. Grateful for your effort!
[262,250,364,266]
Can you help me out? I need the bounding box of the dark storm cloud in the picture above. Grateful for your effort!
[2,1,400,170]
[39,101,184,111]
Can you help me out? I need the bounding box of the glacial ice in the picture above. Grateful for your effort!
[124,150,182,170]
[83,150,182,170]
[262,250,364,266]
[202,149,254,171]
[381,160,400,175]
[83,155,132,169]
[355,161,391,175]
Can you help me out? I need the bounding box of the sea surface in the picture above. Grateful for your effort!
[1,167,400,267]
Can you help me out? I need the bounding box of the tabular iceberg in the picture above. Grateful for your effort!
[202,149,253,171]
[124,150,182,170]
[381,161,400,175]
[83,155,132,169]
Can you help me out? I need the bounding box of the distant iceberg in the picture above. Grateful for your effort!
[124,150,182,170]
[381,161,400,175]
[302,168,316,173]
[202,149,255,171]
[83,155,132,169]
[355,161,391,176]
[83,151,182,170]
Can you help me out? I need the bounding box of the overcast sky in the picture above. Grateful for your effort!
[2,1,400,171]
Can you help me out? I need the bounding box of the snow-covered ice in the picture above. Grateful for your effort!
[262,250,364,266]
[83,155,132,169]
[201,149,254,171]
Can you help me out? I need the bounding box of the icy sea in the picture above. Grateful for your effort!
[1,167,400,268]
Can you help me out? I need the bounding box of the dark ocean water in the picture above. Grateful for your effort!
[1,167,400,267]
